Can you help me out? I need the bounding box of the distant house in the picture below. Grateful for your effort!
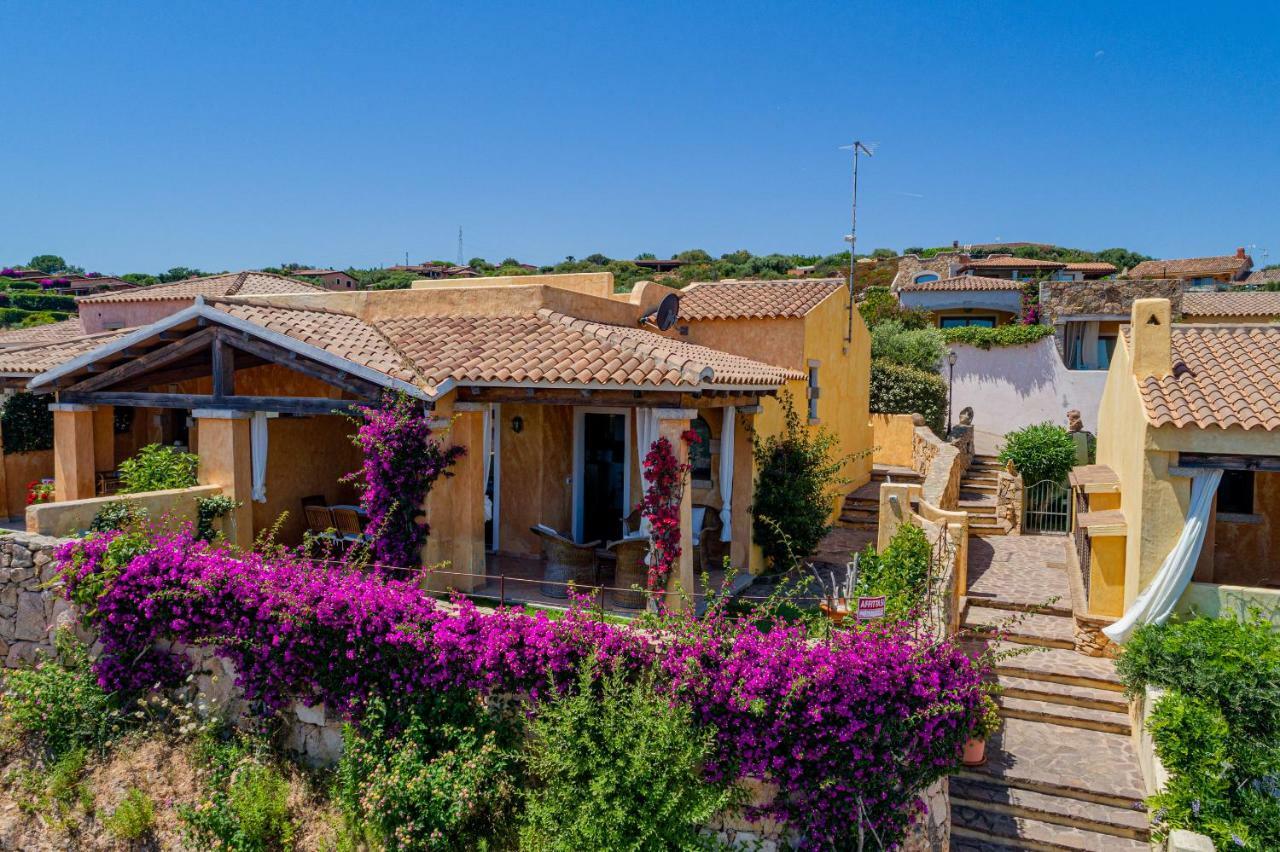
[1125,249,1252,288]
[290,269,359,291]
[633,258,687,273]
[77,271,324,332]
[0,318,89,349]
[1244,266,1280,287]
[896,275,1024,328]
[1180,291,1280,324]
[892,252,1116,290]
[389,263,478,279]
[41,275,137,296]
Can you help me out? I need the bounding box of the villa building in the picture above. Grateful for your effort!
[896,275,1025,328]
[1124,249,1253,288]
[289,269,359,290]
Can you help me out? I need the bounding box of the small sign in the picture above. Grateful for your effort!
[856,596,886,621]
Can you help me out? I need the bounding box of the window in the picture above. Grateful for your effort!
[1217,469,1255,516]
[939,316,996,328]
[913,273,939,284]
[807,362,821,421]
[689,416,713,481]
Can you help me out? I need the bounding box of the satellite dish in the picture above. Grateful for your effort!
[639,293,681,331]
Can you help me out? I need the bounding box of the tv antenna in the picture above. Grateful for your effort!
[839,140,875,343]
[457,226,464,266]
[639,293,681,331]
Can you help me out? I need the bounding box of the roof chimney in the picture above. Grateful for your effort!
[1129,298,1172,381]
[1236,247,1247,259]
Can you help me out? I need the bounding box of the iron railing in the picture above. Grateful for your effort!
[1073,487,1092,599]
[1023,479,1071,534]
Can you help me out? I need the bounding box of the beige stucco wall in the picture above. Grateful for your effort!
[871,414,916,468]
[250,415,362,545]
[412,272,614,298]
[26,484,222,537]
[1176,581,1280,624]
[80,299,194,334]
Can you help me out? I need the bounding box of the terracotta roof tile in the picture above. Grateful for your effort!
[0,330,132,376]
[898,275,1024,292]
[1063,262,1118,274]
[78,271,323,304]
[1130,325,1280,431]
[1181,292,1280,318]
[1127,255,1250,279]
[677,280,843,321]
[0,318,86,347]
[960,255,1065,270]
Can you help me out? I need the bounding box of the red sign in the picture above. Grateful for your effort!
[857,596,886,620]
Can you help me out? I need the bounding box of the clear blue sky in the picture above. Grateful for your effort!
[3,0,1278,273]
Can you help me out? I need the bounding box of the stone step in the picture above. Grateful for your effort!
[963,605,1076,650]
[996,674,1129,714]
[958,718,1146,810]
[968,523,1012,537]
[951,804,1150,851]
[959,479,999,491]
[999,695,1132,735]
[966,598,1074,619]
[983,641,1125,693]
[959,500,999,513]
[951,777,1150,842]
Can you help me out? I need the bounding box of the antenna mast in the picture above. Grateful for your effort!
[840,140,874,343]
[457,226,464,266]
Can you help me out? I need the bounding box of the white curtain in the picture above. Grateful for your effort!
[482,404,494,522]
[634,408,661,537]
[718,406,735,542]
[1104,468,1222,644]
[250,412,269,503]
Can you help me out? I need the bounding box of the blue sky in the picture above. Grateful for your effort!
[2,0,1278,272]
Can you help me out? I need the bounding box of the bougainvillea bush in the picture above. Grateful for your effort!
[346,392,465,567]
[636,432,695,592]
[57,528,985,849]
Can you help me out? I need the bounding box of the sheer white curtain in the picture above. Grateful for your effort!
[718,406,735,542]
[634,408,660,537]
[482,404,494,522]
[250,412,269,503]
[1104,468,1222,644]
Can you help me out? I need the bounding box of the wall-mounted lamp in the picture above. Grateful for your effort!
[510,415,524,434]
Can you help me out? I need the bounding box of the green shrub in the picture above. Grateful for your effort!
[0,391,54,454]
[521,663,738,851]
[196,495,239,542]
[751,393,847,567]
[180,733,296,852]
[869,359,947,436]
[941,323,1053,349]
[118,444,199,493]
[858,286,933,330]
[336,691,521,851]
[997,422,1077,484]
[870,319,946,371]
[0,633,124,759]
[60,530,151,614]
[104,788,156,841]
[89,500,148,533]
[854,522,934,620]
[12,292,77,312]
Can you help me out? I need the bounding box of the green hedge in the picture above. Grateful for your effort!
[941,323,1053,349]
[0,308,71,326]
[0,392,54,454]
[997,422,1078,484]
[869,359,946,436]
[11,292,77,312]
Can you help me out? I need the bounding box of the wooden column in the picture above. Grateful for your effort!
[193,409,253,550]
[421,397,454,583]
[92,404,115,473]
[657,408,696,613]
[51,403,97,502]
[445,403,487,592]
[730,405,765,576]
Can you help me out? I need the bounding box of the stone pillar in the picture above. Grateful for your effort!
[731,405,765,576]
[657,408,696,612]
[443,403,487,592]
[877,481,921,552]
[193,409,253,550]
[51,403,97,502]
[92,404,115,473]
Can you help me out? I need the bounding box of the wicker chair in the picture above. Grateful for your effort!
[695,507,728,574]
[530,525,600,598]
[607,536,649,609]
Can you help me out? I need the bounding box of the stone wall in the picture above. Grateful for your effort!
[995,466,1023,533]
[891,253,966,290]
[912,425,967,511]
[0,531,343,767]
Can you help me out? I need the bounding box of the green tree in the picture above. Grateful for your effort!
[27,254,67,273]
[675,248,713,263]
[583,253,610,265]
[871,248,897,259]
[870,320,946,371]
[998,422,1078,484]
[634,252,656,260]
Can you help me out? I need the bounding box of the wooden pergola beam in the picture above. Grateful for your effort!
[59,391,359,416]
[1178,452,1280,472]
[61,328,217,394]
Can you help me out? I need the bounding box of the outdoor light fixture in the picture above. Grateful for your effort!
[511,415,523,434]
[946,350,958,436]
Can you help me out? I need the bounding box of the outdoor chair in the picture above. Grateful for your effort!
[330,506,367,545]
[304,505,338,543]
[530,525,600,598]
[606,535,649,609]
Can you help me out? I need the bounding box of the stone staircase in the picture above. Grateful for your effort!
[952,594,1149,851]
[960,454,1012,537]
[836,464,923,530]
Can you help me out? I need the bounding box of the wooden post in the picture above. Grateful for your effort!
[92,404,115,474]
[731,405,765,576]
[657,408,696,613]
[51,403,97,502]
[193,409,254,550]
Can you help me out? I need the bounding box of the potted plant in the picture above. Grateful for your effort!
[25,479,54,506]
[963,692,1003,766]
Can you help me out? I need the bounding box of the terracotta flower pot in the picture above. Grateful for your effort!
[962,737,987,766]
[819,602,850,625]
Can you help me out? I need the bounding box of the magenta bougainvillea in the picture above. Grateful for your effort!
[57,528,984,847]
[636,430,698,593]
[347,393,465,567]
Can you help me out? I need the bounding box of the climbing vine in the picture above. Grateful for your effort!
[637,430,697,594]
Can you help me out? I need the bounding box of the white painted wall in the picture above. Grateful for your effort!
[946,337,1109,452]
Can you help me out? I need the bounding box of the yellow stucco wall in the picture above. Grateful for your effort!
[871,414,916,468]
[1087,535,1127,617]
[1208,471,1280,588]
[1176,581,1280,624]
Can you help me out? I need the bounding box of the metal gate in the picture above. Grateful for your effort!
[1023,479,1071,534]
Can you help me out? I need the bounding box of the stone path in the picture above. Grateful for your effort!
[960,455,1012,536]
[953,534,1150,851]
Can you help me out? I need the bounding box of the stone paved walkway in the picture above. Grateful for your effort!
[966,536,1071,614]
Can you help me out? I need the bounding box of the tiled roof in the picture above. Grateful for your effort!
[676,280,843,321]
[210,302,422,385]
[961,255,1065,269]
[1063,262,1118,274]
[1131,325,1280,431]
[0,318,86,347]
[898,275,1024,292]
[1245,268,1280,285]
[78,271,323,304]
[1127,255,1250,279]
[377,308,802,391]
[1181,292,1280,318]
[0,330,132,376]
